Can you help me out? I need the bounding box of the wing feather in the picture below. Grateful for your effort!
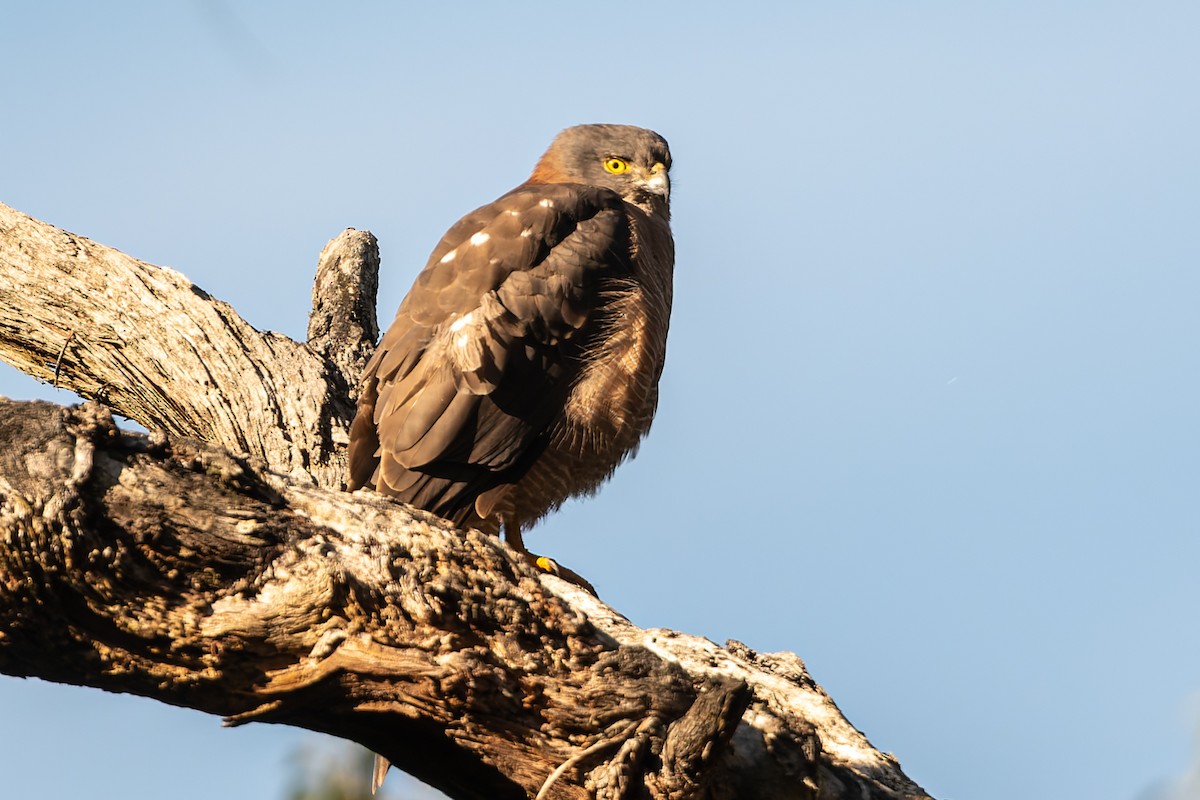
[346,183,634,525]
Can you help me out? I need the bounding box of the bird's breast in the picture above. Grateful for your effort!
[566,285,665,442]
[490,208,674,526]
[561,212,674,462]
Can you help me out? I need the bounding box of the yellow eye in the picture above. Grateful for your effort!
[603,157,629,174]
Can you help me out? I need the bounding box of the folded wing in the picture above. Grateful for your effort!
[346,183,634,525]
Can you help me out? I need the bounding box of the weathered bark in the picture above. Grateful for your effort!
[0,200,932,799]
[0,202,375,488]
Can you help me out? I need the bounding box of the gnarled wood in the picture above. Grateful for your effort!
[0,202,375,488]
[0,201,932,799]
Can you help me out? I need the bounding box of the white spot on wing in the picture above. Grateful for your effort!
[538,198,554,208]
[439,249,457,264]
[448,312,474,333]
[506,209,520,217]
[451,312,477,358]
[520,228,533,238]
[470,231,490,246]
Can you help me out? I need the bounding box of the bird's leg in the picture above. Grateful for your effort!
[503,516,598,596]
[503,516,547,570]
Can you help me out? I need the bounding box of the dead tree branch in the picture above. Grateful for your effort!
[0,201,376,488]
[0,201,931,799]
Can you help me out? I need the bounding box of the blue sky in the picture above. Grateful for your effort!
[2,3,1198,799]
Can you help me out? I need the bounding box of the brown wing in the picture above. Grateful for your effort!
[347,182,635,525]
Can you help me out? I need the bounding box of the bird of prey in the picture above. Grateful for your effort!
[347,123,674,586]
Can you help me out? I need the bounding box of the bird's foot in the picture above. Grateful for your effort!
[504,519,598,595]
[524,552,598,596]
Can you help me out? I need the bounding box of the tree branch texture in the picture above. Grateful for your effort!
[0,201,932,799]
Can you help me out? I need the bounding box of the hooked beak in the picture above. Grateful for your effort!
[639,161,670,201]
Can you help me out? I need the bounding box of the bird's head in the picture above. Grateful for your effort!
[529,124,672,215]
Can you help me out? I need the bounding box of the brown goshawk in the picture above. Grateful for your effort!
[347,124,674,588]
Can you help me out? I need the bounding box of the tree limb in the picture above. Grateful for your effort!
[0,201,932,799]
[0,202,376,487]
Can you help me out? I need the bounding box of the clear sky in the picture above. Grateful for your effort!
[2,2,1198,799]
